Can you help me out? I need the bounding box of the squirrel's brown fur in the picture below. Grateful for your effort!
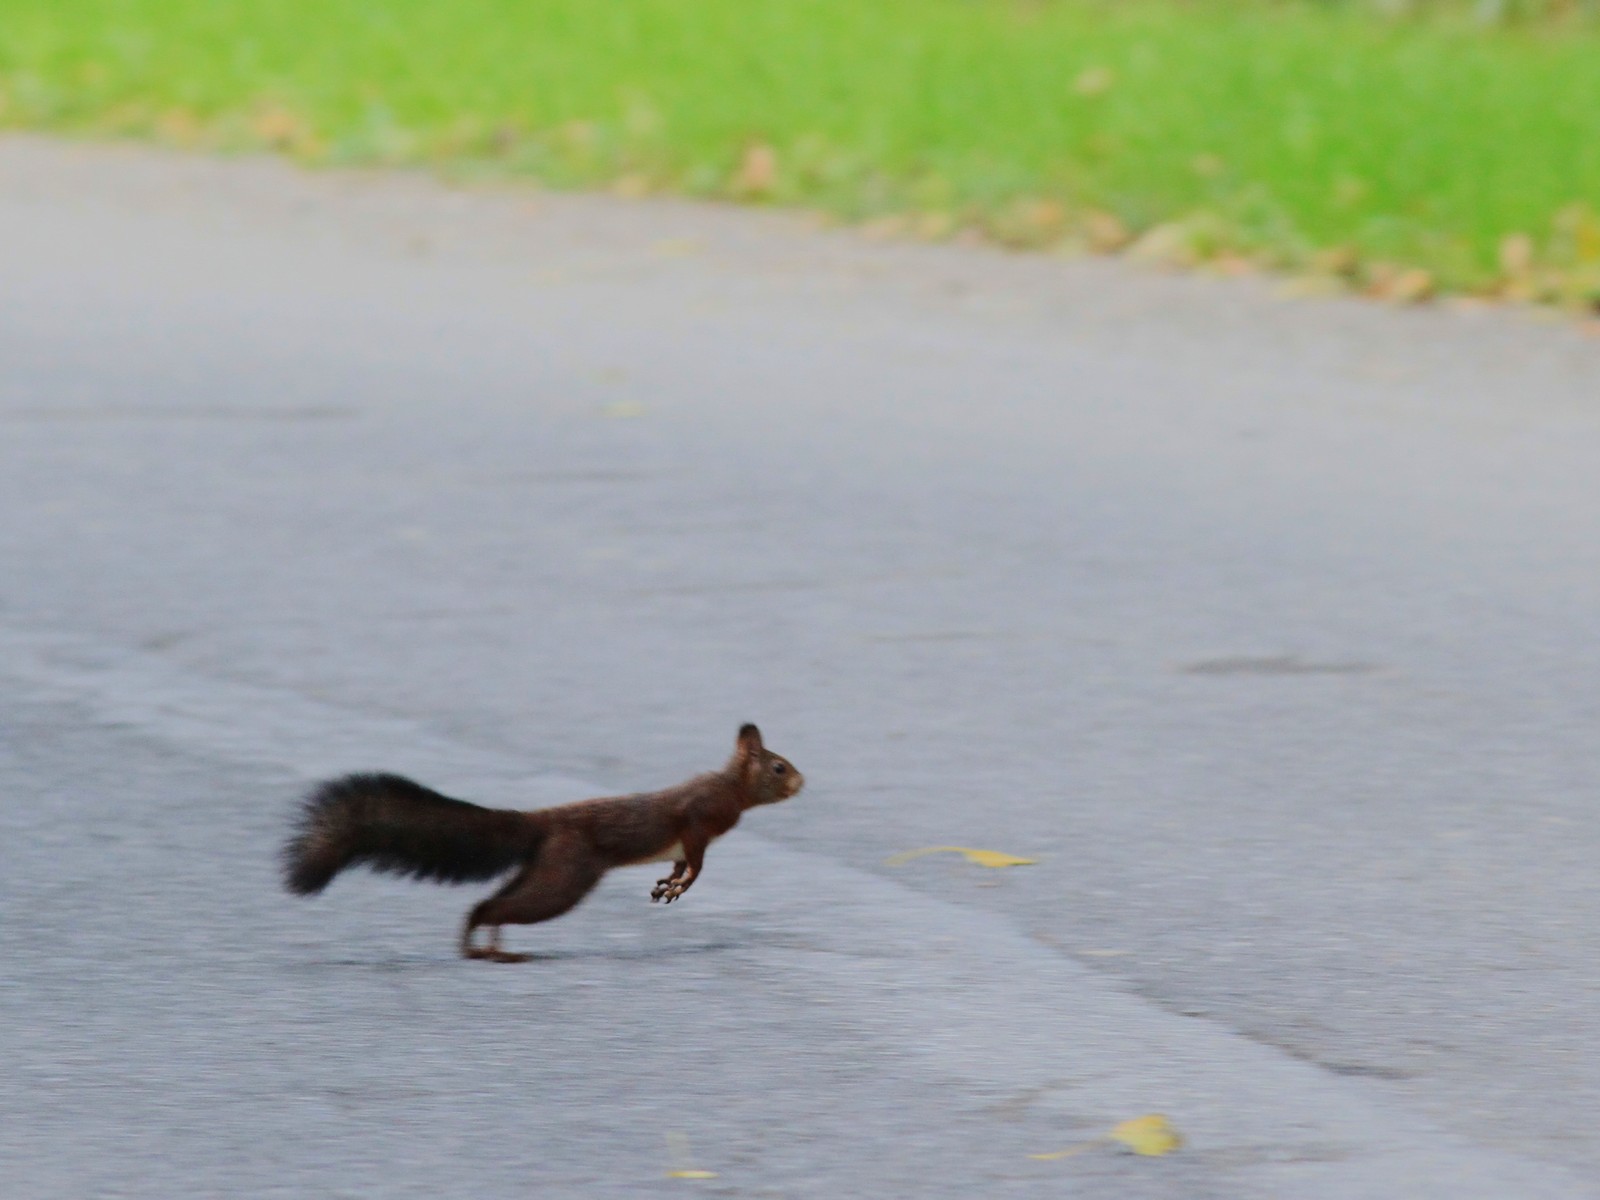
[282,724,803,962]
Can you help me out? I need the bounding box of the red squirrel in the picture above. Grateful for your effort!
[281,724,804,962]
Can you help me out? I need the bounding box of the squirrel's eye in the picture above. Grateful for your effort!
[772,762,787,774]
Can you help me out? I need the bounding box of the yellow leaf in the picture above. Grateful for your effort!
[1109,1114,1182,1156]
[666,1170,718,1180]
[1029,1143,1096,1161]
[1032,1114,1182,1163]
[961,848,1038,868]
[884,846,1037,868]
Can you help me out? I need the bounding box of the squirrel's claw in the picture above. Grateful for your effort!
[651,861,696,904]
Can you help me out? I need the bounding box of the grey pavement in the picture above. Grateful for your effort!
[2,135,1600,1198]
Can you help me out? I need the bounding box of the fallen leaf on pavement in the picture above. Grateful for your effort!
[1029,1143,1097,1161]
[884,846,1036,868]
[1109,1114,1182,1156]
[1032,1113,1182,1161]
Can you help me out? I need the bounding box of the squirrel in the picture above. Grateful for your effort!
[281,723,804,962]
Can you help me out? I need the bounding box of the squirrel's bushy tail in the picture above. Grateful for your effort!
[282,773,540,895]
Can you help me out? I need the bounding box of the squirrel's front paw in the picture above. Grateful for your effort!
[651,878,687,904]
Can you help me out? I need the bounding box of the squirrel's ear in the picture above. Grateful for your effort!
[736,723,763,758]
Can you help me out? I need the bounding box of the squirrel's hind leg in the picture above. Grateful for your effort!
[460,919,528,963]
[460,837,604,963]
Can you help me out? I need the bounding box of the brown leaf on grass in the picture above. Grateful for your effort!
[1499,232,1535,278]
[731,142,779,198]
[1367,264,1434,304]
[252,106,305,149]
[1026,198,1069,235]
[1388,268,1435,303]
[1083,210,1131,252]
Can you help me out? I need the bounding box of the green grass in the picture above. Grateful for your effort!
[2,0,1599,302]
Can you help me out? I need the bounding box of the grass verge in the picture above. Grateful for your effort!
[2,0,1598,306]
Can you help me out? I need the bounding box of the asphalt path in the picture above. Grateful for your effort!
[3,136,1600,1198]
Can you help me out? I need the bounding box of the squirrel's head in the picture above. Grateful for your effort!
[732,723,804,806]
